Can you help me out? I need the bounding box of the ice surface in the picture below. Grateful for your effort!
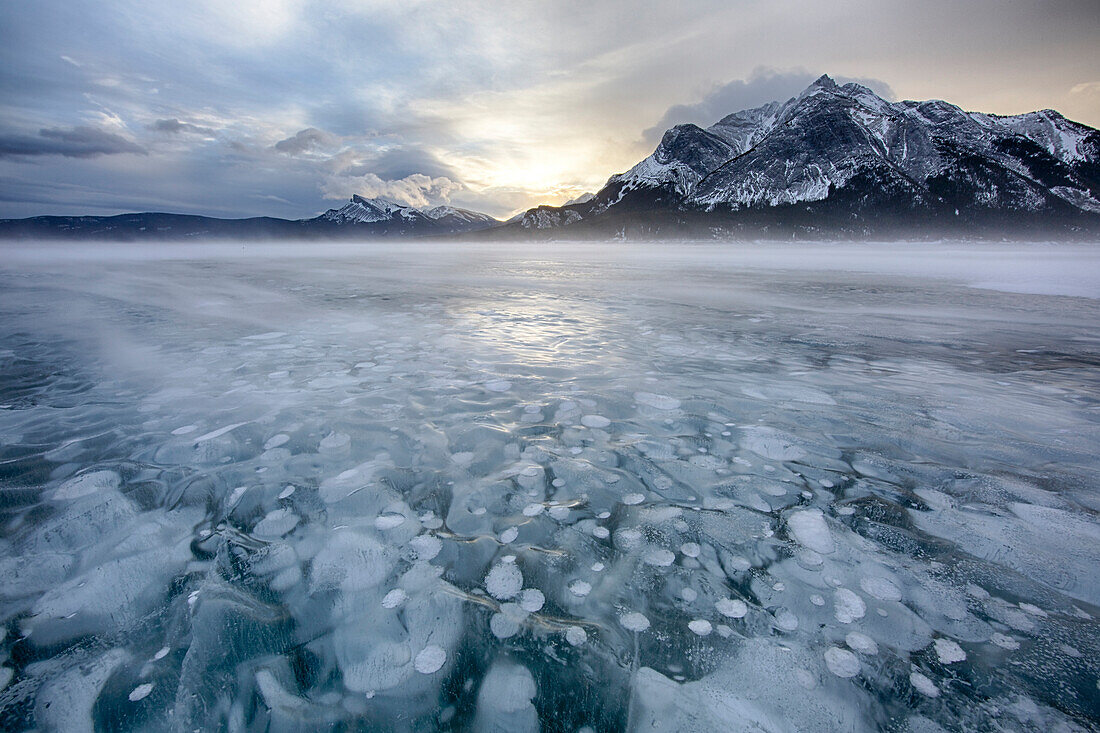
[0,241,1097,731]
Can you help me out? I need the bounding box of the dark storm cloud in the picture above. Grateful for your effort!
[148,119,216,136]
[0,126,146,159]
[643,68,896,145]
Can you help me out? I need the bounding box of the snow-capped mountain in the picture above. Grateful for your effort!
[321,195,424,225]
[317,195,498,234]
[513,75,1100,237]
[0,195,499,240]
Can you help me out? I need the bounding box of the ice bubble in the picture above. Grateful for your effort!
[621,493,646,505]
[581,415,611,428]
[933,638,966,663]
[688,619,713,636]
[569,580,592,597]
[522,503,544,517]
[485,562,523,600]
[277,485,295,499]
[490,612,521,639]
[834,588,867,624]
[716,598,748,618]
[565,626,587,646]
[824,647,860,678]
[810,594,825,607]
[409,534,442,560]
[644,548,676,567]
[787,509,835,554]
[910,671,940,697]
[128,683,154,702]
[171,425,198,435]
[681,588,698,602]
[616,528,644,550]
[319,432,350,452]
[500,527,519,544]
[381,589,408,608]
[846,632,879,655]
[548,506,570,520]
[620,612,651,632]
[414,646,447,674]
[473,661,538,733]
[634,392,681,410]
[597,511,611,519]
[485,381,513,392]
[518,589,545,612]
[774,608,799,631]
[374,513,407,530]
[860,576,902,602]
[990,633,1020,650]
[520,465,540,477]
[591,562,605,572]
[680,542,701,558]
[592,526,610,539]
[153,647,170,660]
[193,421,247,442]
[264,434,290,450]
[715,624,733,638]
[253,508,299,538]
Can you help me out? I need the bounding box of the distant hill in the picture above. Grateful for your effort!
[0,195,499,240]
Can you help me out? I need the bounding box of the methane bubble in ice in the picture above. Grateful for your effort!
[620,612,651,632]
[414,646,447,674]
[787,509,835,554]
[824,647,860,678]
[581,415,611,428]
[128,684,154,702]
[934,638,966,663]
[688,619,712,636]
[565,626,587,646]
[716,598,748,618]
[910,671,940,697]
[485,561,523,600]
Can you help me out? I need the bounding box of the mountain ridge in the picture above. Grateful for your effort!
[0,196,500,240]
[504,74,1100,238]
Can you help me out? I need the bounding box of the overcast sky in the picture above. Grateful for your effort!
[1,0,1097,220]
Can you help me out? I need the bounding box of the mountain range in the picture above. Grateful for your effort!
[0,195,499,240]
[2,75,1098,241]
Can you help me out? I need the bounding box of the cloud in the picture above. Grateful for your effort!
[643,67,896,144]
[0,126,146,159]
[148,118,215,136]
[321,171,462,208]
[273,127,339,155]
[1070,81,1100,96]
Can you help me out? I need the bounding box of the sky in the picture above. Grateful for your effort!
[0,0,1097,221]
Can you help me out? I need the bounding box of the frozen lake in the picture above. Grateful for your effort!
[0,241,1098,731]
